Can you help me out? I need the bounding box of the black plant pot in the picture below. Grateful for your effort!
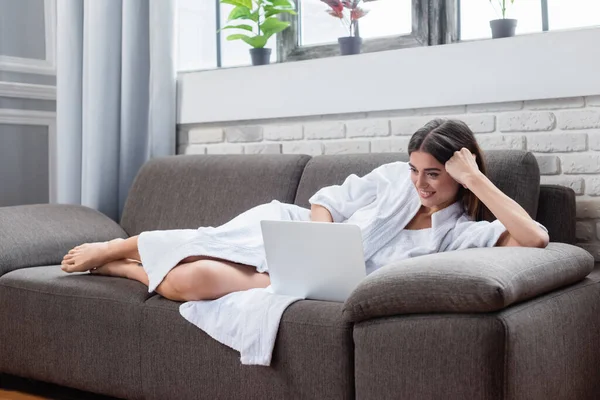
[338,36,362,56]
[490,19,518,39]
[250,48,272,66]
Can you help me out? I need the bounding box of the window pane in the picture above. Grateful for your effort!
[301,0,412,46]
[176,0,217,71]
[220,4,277,68]
[460,0,542,40]
[548,0,600,30]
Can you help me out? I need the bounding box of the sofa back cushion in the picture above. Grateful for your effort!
[294,150,540,219]
[294,153,407,208]
[120,154,310,236]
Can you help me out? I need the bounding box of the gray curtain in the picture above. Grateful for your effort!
[56,0,176,221]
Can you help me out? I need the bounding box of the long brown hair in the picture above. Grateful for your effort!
[408,119,490,221]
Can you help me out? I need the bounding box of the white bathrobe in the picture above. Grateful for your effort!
[138,161,531,366]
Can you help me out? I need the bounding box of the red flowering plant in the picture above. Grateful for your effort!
[320,0,378,37]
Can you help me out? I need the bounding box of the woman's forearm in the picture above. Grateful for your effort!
[310,204,334,223]
[465,173,549,248]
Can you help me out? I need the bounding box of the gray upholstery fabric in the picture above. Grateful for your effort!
[0,204,127,277]
[354,315,505,400]
[354,273,600,400]
[0,373,121,400]
[294,151,540,219]
[500,273,600,400]
[0,266,151,400]
[120,154,310,236]
[483,150,541,218]
[294,153,408,208]
[536,184,576,244]
[140,296,354,400]
[343,243,594,322]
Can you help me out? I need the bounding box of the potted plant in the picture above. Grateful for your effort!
[320,0,378,56]
[220,0,296,66]
[489,0,517,39]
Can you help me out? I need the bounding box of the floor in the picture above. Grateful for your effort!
[0,390,45,400]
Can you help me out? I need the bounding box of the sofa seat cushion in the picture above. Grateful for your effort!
[0,266,152,400]
[139,296,354,400]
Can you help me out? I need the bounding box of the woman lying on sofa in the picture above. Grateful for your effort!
[60,118,549,302]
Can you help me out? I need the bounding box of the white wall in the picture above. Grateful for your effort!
[0,0,56,206]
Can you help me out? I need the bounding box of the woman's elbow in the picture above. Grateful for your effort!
[526,231,550,248]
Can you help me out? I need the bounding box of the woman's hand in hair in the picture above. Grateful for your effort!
[451,149,550,248]
[445,147,482,188]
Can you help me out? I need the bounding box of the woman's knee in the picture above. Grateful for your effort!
[160,261,219,301]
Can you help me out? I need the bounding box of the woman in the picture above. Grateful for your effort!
[61,119,549,301]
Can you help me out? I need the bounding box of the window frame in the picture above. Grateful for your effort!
[277,0,459,63]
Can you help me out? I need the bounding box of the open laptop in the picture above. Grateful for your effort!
[260,220,367,302]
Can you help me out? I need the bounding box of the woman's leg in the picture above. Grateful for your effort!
[61,236,141,273]
[90,257,270,302]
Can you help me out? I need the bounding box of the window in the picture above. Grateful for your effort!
[176,0,600,72]
[459,0,542,40]
[300,0,412,46]
[177,0,453,69]
[547,0,600,31]
[176,0,277,71]
[177,0,217,71]
[459,0,600,41]
[280,0,440,62]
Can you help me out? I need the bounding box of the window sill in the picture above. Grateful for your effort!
[178,27,600,125]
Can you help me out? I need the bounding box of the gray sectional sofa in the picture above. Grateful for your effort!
[1,150,599,400]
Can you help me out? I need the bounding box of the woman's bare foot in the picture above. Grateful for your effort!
[90,259,148,284]
[61,238,125,273]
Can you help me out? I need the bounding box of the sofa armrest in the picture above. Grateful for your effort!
[536,184,576,244]
[342,243,593,323]
[0,204,127,276]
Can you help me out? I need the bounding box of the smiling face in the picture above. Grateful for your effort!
[409,151,460,211]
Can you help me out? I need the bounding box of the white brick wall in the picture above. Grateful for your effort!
[498,112,556,132]
[263,125,303,141]
[304,121,345,140]
[346,119,390,138]
[527,132,587,153]
[324,140,370,155]
[177,95,600,260]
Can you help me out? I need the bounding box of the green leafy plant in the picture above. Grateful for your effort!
[489,0,515,19]
[220,0,296,48]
